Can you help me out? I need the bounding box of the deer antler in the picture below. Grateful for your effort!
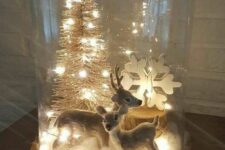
[115,65,124,88]
[110,65,124,92]
[110,73,117,92]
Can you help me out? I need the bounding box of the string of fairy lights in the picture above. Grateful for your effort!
[39,0,173,150]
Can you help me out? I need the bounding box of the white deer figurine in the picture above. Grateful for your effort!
[97,105,159,150]
[53,66,142,147]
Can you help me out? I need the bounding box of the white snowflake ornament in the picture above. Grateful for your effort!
[121,54,182,110]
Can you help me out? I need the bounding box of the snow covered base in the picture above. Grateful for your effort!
[39,120,182,150]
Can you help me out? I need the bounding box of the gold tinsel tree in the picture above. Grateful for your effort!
[51,0,112,113]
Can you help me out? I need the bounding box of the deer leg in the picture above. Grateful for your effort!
[97,128,109,147]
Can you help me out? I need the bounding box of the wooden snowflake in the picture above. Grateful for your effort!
[121,54,182,110]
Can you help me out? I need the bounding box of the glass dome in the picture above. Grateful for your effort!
[38,0,189,150]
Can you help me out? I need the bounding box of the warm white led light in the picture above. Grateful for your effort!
[89,38,97,46]
[155,137,170,150]
[74,0,82,2]
[92,10,99,18]
[81,88,96,100]
[79,70,88,78]
[132,22,136,27]
[102,84,109,90]
[63,24,70,30]
[124,50,133,55]
[39,144,49,150]
[140,23,144,28]
[46,111,54,118]
[59,128,71,143]
[66,18,75,25]
[83,91,92,99]
[65,1,72,9]
[143,10,146,16]
[143,2,147,9]
[155,37,158,42]
[102,70,110,78]
[164,103,172,110]
[54,66,65,75]
[87,22,95,29]
[105,107,112,111]
[132,29,138,34]
[71,74,75,77]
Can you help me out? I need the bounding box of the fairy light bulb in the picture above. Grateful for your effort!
[87,22,95,29]
[155,137,170,150]
[81,88,96,100]
[132,29,138,34]
[132,22,136,27]
[155,37,158,42]
[124,50,133,55]
[40,131,53,143]
[143,2,147,9]
[164,103,172,110]
[84,91,92,99]
[54,66,65,75]
[66,18,75,25]
[59,128,71,143]
[105,107,112,111]
[102,84,109,90]
[92,10,99,18]
[140,23,144,28]
[90,38,97,46]
[143,10,146,16]
[63,24,70,30]
[74,0,82,2]
[102,70,110,78]
[79,69,88,78]
[39,144,49,150]
[65,0,72,9]
[46,111,54,118]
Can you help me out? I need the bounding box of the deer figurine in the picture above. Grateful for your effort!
[97,105,159,150]
[110,66,142,110]
[53,66,142,148]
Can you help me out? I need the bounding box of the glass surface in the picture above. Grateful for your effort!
[38,0,188,150]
